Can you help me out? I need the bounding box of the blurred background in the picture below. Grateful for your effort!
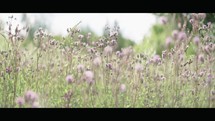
[0,13,214,55]
[0,13,156,43]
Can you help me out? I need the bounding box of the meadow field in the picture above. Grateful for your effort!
[0,13,214,108]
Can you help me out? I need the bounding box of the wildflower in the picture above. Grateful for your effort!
[16,97,25,107]
[207,74,212,86]
[106,63,113,70]
[162,50,167,59]
[66,75,74,84]
[104,45,113,55]
[110,39,117,46]
[121,46,133,57]
[93,57,101,66]
[6,66,12,74]
[198,54,204,63]
[193,36,200,46]
[177,32,187,41]
[165,37,172,48]
[159,16,168,25]
[172,30,179,39]
[24,90,38,104]
[135,63,143,72]
[83,71,94,84]
[120,84,126,93]
[189,19,194,24]
[152,55,161,64]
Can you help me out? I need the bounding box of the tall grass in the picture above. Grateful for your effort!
[0,13,214,108]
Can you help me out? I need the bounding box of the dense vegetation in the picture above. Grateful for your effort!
[0,13,214,108]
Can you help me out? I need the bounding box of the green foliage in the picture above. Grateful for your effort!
[134,23,172,56]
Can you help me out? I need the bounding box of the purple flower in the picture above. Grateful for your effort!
[104,45,113,55]
[83,71,94,84]
[162,50,167,59]
[152,55,161,64]
[120,84,126,93]
[6,66,12,74]
[121,46,133,57]
[24,90,38,104]
[189,19,194,24]
[93,57,101,66]
[177,32,187,41]
[193,36,200,46]
[207,74,212,86]
[66,75,74,84]
[16,97,25,107]
[198,54,204,63]
[110,39,117,46]
[106,63,113,70]
[159,16,168,25]
[165,37,172,47]
[135,63,143,72]
[172,30,179,39]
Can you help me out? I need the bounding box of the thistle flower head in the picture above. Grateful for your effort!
[135,63,143,72]
[66,75,74,84]
[165,37,172,47]
[189,19,194,24]
[172,30,179,39]
[193,36,200,46]
[93,57,101,66]
[24,90,38,104]
[83,71,94,84]
[198,54,204,63]
[152,55,161,64]
[159,16,168,25]
[177,32,187,41]
[16,97,25,107]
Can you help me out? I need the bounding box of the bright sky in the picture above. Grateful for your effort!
[0,13,156,43]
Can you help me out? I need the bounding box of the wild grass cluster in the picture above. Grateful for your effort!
[0,13,214,108]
